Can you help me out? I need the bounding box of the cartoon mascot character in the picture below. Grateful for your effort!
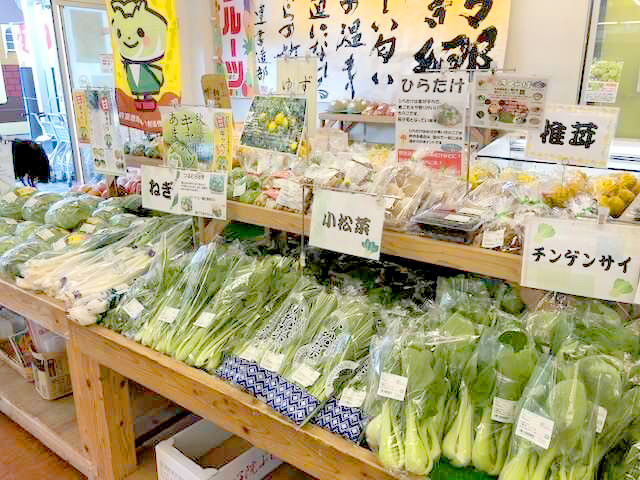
[111,0,167,109]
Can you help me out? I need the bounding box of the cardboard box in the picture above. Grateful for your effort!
[31,350,72,400]
[155,420,282,480]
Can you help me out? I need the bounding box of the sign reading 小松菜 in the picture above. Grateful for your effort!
[526,104,619,168]
[142,165,227,220]
[521,217,640,303]
[310,189,385,261]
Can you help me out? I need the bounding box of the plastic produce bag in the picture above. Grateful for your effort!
[28,225,69,245]
[0,240,47,278]
[45,196,97,229]
[15,221,40,241]
[0,187,37,219]
[0,217,18,236]
[0,236,20,256]
[21,192,63,223]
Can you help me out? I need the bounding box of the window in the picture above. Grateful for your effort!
[582,1,640,141]
[2,26,16,53]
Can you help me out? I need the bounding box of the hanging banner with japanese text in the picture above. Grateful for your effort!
[396,72,467,174]
[310,189,385,260]
[72,90,91,144]
[142,165,227,219]
[526,104,619,168]
[86,89,127,175]
[255,0,511,101]
[214,0,257,97]
[106,0,181,133]
[521,217,640,303]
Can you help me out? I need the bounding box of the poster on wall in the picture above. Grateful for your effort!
[585,60,624,104]
[86,89,127,175]
[396,73,468,174]
[106,0,181,133]
[240,96,307,155]
[213,0,257,97]
[254,0,511,101]
[526,104,619,168]
[471,74,549,130]
[277,57,317,131]
[201,73,231,109]
[72,90,91,144]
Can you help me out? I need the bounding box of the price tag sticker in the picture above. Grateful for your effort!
[483,229,506,249]
[80,223,97,233]
[445,214,472,223]
[123,299,144,319]
[53,238,67,251]
[339,388,367,409]
[36,229,54,241]
[233,181,247,198]
[377,372,409,401]
[515,408,554,450]
[596,406,607,433]
[291,364,321,387]
[260,351,285,372]
[4,218,17,225]
[24,196,38,208]
[158,306,180,324]
[459,207,486,216]
[239,345,260,362]
[3,192,17,203]
[492,397,517,424]
[195,312,216,328]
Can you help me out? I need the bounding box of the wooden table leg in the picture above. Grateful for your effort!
[68,325,137,480]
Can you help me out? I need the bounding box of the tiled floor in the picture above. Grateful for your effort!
[0,413,84,480]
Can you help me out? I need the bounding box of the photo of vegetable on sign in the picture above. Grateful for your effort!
[309,189,385,260]
[142,165,227,219]
[521,217,640,303]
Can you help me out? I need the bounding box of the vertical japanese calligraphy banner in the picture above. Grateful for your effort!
[142,165,227,219]
[106,0,181,133]
[215,0,257,97]
[521,217,640,303]
[255,0,511,101]
[277,57,318,131]
[86,89,127,175]
[396,72,467,174]
[526,104,619,168]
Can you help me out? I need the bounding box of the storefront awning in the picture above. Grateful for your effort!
[0,0,23,24]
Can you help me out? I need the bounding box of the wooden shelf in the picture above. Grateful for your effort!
[0,279,68,337]
[125,155,164,168]
[319,113,396,125]
[224,201,522,283]
[72,323,417,480]
[0,361,94,478]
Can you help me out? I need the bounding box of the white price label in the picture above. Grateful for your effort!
[158,306,180,324]
[459,207,485,216]
[80,223,97,233]
[515,409,554,450]
[291,364,321,387]
[53,239,67,251]
[445,214,472,223]
[339,388,367,409]
[195,311,216,328]
[36,229,55,241]
[384,196,397,209]
[233,181,247,197]
[123,299,144,319]
[3,192,17,203]
[377,372,409,401]
[276,181,303,211]
[483,229,506,249]
[239,345,260,362]
[260,351,285,372]
[491,397,517,424]
[596,406,607,433]
[114,284,129,294]
[4,218,17,225]
[24,196,38,208]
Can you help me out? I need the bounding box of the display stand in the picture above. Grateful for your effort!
[319,113,395,132]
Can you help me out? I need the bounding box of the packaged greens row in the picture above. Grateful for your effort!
[94,239,640,480]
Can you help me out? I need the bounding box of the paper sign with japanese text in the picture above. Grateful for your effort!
[526,104,619,168]
[255,0,511,101]
[277,57,317,131]
[202,74,231,109]
[521,217,640,303]
[72,90,91,144]
[310,189,385,261]
[396,73,468,174]
[86,89,126,175]
[471,74,549,130]
[142,165,227,219]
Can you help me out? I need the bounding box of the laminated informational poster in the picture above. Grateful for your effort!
[277,57,317,131]
[521,217,640,303]
[161,106,233,172]
[201,74,231,109]
[86,89,126,175]
[142,165,227,219]
[526,104,619,168]
[585,61,623,104]
[240,96,307,156]
[396,73,468,174]
[471,74,549,130]
[72,90,91,144]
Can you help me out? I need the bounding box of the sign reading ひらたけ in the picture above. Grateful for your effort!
[521,217,640,303]
[310,189,385,260]
[142,165,227,219]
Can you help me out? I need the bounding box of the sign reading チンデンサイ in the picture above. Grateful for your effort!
[106,0,181,133]
[255,0,511,101]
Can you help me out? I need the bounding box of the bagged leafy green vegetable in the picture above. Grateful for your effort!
[15,221,40,241]
[28,225,69,245]
[0,240,47,278]
[0,217,18,236]
[45,196,97,229]
[0,187,37,219]
[110,213,142,228]
[92,205,125,221]
[0,236,20,256]
[21,192,63,223]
